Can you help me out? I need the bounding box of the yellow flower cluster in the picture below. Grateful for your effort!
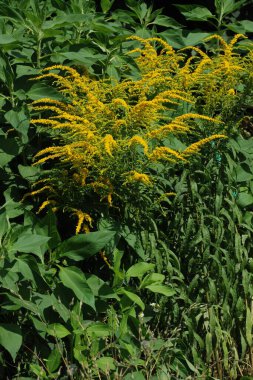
[29,35,250,231]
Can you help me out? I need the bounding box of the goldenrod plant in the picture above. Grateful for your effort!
[30,36,246,232]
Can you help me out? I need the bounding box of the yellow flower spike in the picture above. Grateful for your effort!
[147,123,189,139]
[82,224,90,234]
[149,147,187,162]
[107,193,112,206]
[112,98,129,109]
[42,65,81,79]
[204,34,228,50]
[183,134,227,156]
[30,119,59,126]
[74,210,93,234]
[103,134,117,157]
[31,98,69,108]
[229,34,247,48]
[21,186,56,202]
[175,113,221,124]
[126,171,152,186]
[32,105,63,114]
[128,136,149,155]
[37,200,56,214]
[180,46,211,60]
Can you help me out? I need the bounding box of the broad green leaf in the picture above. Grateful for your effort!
[120,227,146,260]
[0,270,19,293]
[5,109,29,142]
[11,233,51,261]
[227,20,253,33]
[174,4,213,21]
[0,136,20,167]
[6,294,40,314]
[59,266,95,310]
[126,262,155,278]
[151,15,182,29]
[86,322,111,338]
[119,289,145,310]
[0,34,17,45]
[96,356,115,371]
[12,257,35,282]
[59,230,116,261]
[183,32,211,46]
[27,83,64,101]
[47,323,70,339]
[56,50,105,67]
[86,274,119,299]
[18,165,41,182]
[215,0,248,15]
[234,165,253,182]
[140,273,165,289]
[46,349,62,373]
[145,284,176,297]
[3,187,25,218]
[237,193,253,208]
[0,324,22,361]
[16,65,40,78]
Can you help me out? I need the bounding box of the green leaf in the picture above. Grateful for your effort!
[0,34,18,46]
[140,273,165,289]
[59,266,95,310]
[0,136,20,167]
[183,32,211,46]
[151,15,182,29]
[86,322,111,338]
[59,230,116,261]
[86,274,119,300]
[126,262,155,279]
[47,323,70,339]
[145,284,176,297]
[6,294,39,314]
[234,165,253,182]
[101,0,115,13]
[27,83,64,101]
[18,165,41,182]
[174,4,213,21]
[11,233,51,261]
[0,211,9,240]
[119,289,145,310]
[5,109,29,142]
[246,307,252,346]
[96,356,115,371]
[215,0,248,16]
[46,349,62,373]
[227,20,253,33]
[0,324,22,361]
[56,50,105,67]
[205,332,213,362]
[237,193,253,208]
